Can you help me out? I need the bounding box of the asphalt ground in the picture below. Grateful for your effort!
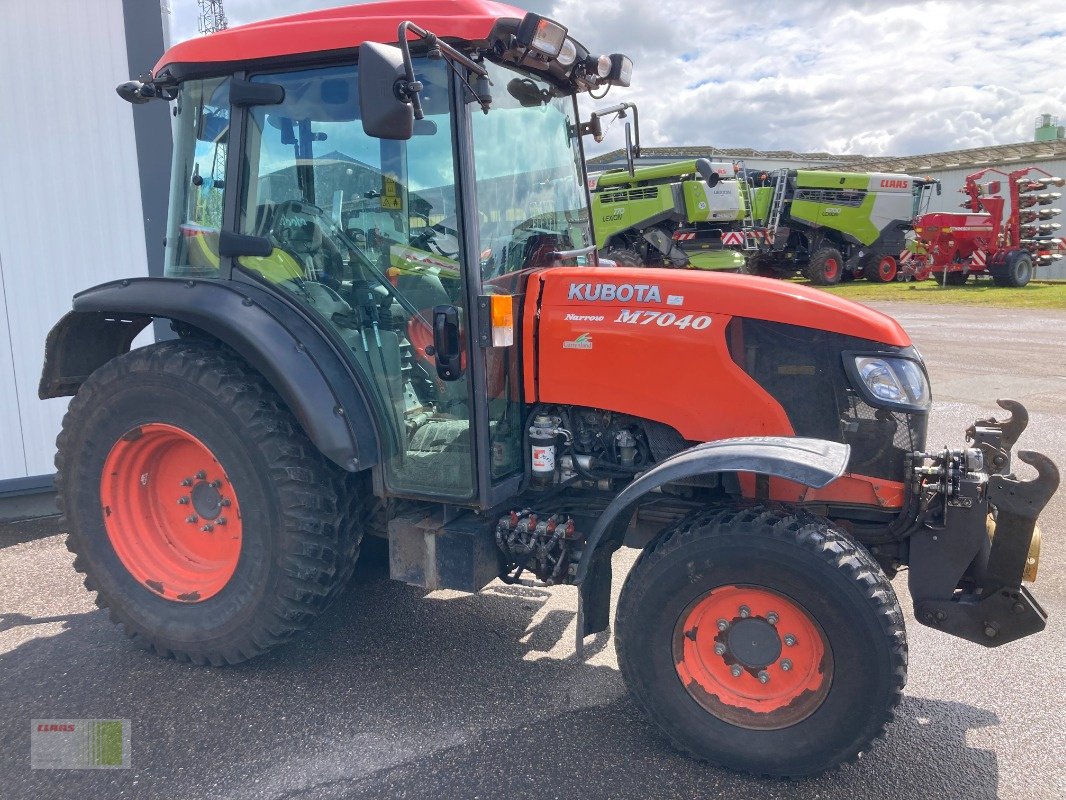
[3,302,1066,800]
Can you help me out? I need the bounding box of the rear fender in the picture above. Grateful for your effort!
[576,437,850,639]
[39,277,380,471]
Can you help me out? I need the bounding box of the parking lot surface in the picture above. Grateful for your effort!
[3,302,1066,800]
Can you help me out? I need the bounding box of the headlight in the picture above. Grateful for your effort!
[849,355,930,410]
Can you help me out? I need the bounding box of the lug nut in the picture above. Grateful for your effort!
[757,670,770,684]
[217,517,227,526]
[714,643,727,656]
[186,515,198,524]
[177,497,189,505]
[201,524,214,532]
[739,605,751,618]
[221,498,232,507]
[717,618,729,632]
[784,634,797,647]
[730,665,743,678]
[766,611,779,625]
[181,478,193,487]
[210,480,222,489]
[781,659,792,672]
[195,471,207,480]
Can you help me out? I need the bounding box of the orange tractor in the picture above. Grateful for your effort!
[911,167,1064,286]
[40,0,1057,777]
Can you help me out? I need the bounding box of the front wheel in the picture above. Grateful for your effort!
[616,506,907,777]
[57,340,361,665]
[804,246,845,285]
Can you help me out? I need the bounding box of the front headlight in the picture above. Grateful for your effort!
[849,355,930,410]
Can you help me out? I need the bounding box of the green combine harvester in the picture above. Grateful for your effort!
[589,114,939,284]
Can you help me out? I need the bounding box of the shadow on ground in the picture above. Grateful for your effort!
[1,557,1000,800]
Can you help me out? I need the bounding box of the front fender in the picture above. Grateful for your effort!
[40,277,381,471]
[574,437,849,642]
[576,436,850,584]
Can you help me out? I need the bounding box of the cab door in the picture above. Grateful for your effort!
[232,60,485,502]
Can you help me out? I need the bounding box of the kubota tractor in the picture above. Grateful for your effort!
[41,0,1058,778]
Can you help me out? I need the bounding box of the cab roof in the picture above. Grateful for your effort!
[154,0,526,80]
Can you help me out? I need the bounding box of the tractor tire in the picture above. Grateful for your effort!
[992,251,1033,288]
[804,246,845,286]
[865,254,899,283]
[933,270,969,286]
[603,247,646,267]
[56,340,361,666]
[616,505,907,778]
[739,255,785,278]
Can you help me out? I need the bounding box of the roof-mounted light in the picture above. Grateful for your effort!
[589,54,612,79]
[557,38,578,68]
[607,54,633,87]
[516,13,568,59]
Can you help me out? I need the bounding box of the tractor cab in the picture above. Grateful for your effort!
[144,0,631,506]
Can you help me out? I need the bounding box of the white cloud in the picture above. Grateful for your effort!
[169,0,1066,157]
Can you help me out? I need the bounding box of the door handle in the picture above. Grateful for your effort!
[432,304,463,381]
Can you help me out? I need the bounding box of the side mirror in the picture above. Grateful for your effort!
[358,42,414,140]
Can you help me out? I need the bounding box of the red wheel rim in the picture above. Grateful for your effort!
[822,257,840,281]
[100,423,243,602]
[673,585,833,730]
[877,256,898,281]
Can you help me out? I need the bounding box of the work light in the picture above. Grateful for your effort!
[516,14,568,58]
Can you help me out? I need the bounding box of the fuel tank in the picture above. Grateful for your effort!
[523,267,910,445]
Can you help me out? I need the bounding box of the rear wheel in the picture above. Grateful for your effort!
[616,505,907,777]
[804,246,845,286]
[934,270,969,286]
[992,251,1033,287]
[57,340,360,665]
[865,254,898,283]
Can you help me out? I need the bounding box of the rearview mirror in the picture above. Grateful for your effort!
[358,42,414,140]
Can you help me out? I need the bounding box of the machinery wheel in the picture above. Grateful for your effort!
[804,246,845,286]
[933,270,969,286]
[616,505,907,777]
[56,340,360,665]
[603,247,645,267]
[740,255,787,278]
[866,254,898,283]
[992,251,1033,288]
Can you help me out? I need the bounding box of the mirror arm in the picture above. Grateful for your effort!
[396,21,489,120]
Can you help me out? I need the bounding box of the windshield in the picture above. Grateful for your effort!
[471,61,591,280]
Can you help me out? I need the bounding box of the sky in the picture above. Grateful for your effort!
[167,0,1066,158]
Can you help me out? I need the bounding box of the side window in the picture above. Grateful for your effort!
[164,77,230,277]
[236,62,479,499]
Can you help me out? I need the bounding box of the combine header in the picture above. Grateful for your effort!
[911,167,1064,286]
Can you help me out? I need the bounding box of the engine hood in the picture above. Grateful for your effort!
[537,267,910,346]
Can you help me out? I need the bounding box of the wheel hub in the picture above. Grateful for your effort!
[673,584,833,730]
[191,479,224,520]
[725,618,782,669]
[100,423,243,603]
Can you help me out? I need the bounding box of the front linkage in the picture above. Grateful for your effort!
[906,400,1058,646]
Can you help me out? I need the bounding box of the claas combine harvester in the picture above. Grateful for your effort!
[39,0,1058,777]
[910,167,1064,286]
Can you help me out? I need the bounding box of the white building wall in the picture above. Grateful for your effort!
[0,0,151,484]
[920,158,1066,280]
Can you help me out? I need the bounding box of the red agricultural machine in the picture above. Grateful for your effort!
[37,0,1058,778]
[910,167,1064,286]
